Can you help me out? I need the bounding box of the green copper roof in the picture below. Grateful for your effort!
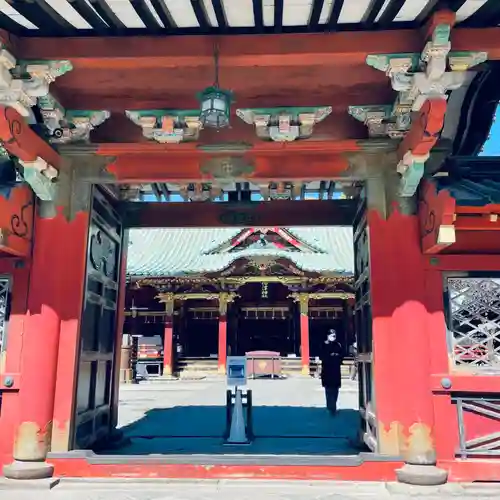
[127,227,354,277]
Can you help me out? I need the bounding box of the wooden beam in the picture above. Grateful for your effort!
[78,140,376,183]
[119,200,357,228]
[14,28,500,68]
[0,106,61,167]
[15,30,423,68]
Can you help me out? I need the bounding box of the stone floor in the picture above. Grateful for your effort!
[108,376,361,455]
[1,479,500,500]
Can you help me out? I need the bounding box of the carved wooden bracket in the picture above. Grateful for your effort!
[289,292,309,315]
[218,291,238,315]
[38,94,109,144]
[352,10,487,197]
[397,98,447,197]
[0,50,72,117]
[126,110,202,144]
[236,107,332,142]
[418,179,456,254]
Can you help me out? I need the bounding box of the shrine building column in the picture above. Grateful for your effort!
[365,176,447,485]
[3,208,90,480]
[158,293,175,377]
[217,292,236,374]
[291,293,310,375]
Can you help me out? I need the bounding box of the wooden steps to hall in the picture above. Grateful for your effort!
[176,357,354,377]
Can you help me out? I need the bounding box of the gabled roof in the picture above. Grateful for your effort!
[127,227,354,278]
[2,1,498,37]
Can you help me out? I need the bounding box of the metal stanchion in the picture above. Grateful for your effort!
[246,389,253,440]
[224,388,254,444]
[224,389,232,439]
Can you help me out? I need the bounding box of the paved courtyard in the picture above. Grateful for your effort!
[3,378,500,499]
[1,479,500,500]
[110,376,360,455]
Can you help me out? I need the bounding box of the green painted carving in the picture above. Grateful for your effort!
[236,106,332,141]
[22,166,57,201]
[433,24,451,45]
[366,54,420,75]
[398,160,425,198]
[126,109,202,143]
[12,59,73,81]
[448,51,488,71]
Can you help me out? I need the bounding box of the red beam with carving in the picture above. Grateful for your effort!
[0,106,61,168]
[98,140,361,183]
[418,180,456,254]
[0,185,33,258]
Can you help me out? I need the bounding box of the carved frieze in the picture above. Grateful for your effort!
[38,94,109,143]
[260,181,300,201]
[126,110,202,143]
[179,182,222,202]
[199,156,255,181]
[236,107,332,142]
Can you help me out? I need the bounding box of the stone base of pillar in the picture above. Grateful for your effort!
[301,365,309,376]
[396,463,448,486]
[3,460,54,480]
[218,365,226,375]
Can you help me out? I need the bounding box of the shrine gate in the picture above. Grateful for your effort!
[0,0,498,486]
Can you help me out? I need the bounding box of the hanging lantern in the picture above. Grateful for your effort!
[198,86,232,129]
[198,42,233,129]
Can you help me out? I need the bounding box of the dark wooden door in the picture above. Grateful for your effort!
[352,196,377,451]
[73,188,124,449]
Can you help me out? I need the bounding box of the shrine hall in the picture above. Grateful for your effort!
[124,225,355,377]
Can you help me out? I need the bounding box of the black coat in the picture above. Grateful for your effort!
[320,341,344,388]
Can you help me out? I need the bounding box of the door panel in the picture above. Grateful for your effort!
[352,197,377,451]
[74,188,124,449]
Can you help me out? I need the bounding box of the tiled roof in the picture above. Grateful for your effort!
[437,178,500,206]
[127,227,354,277]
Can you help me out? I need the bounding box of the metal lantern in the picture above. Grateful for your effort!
[198,86,232,129]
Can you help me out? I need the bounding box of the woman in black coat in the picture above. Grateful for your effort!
[320,329,344,414]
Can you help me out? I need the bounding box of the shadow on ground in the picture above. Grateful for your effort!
[98,405,363,455]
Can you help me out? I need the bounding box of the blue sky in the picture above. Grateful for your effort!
[479,103,500,157]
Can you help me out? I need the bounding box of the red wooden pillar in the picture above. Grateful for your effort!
[217,293,235,374]
[218,316,227,374]
[163,299,174,377]
[367,207,447,485]
[297,293,310,376]
[3,210,88,479]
